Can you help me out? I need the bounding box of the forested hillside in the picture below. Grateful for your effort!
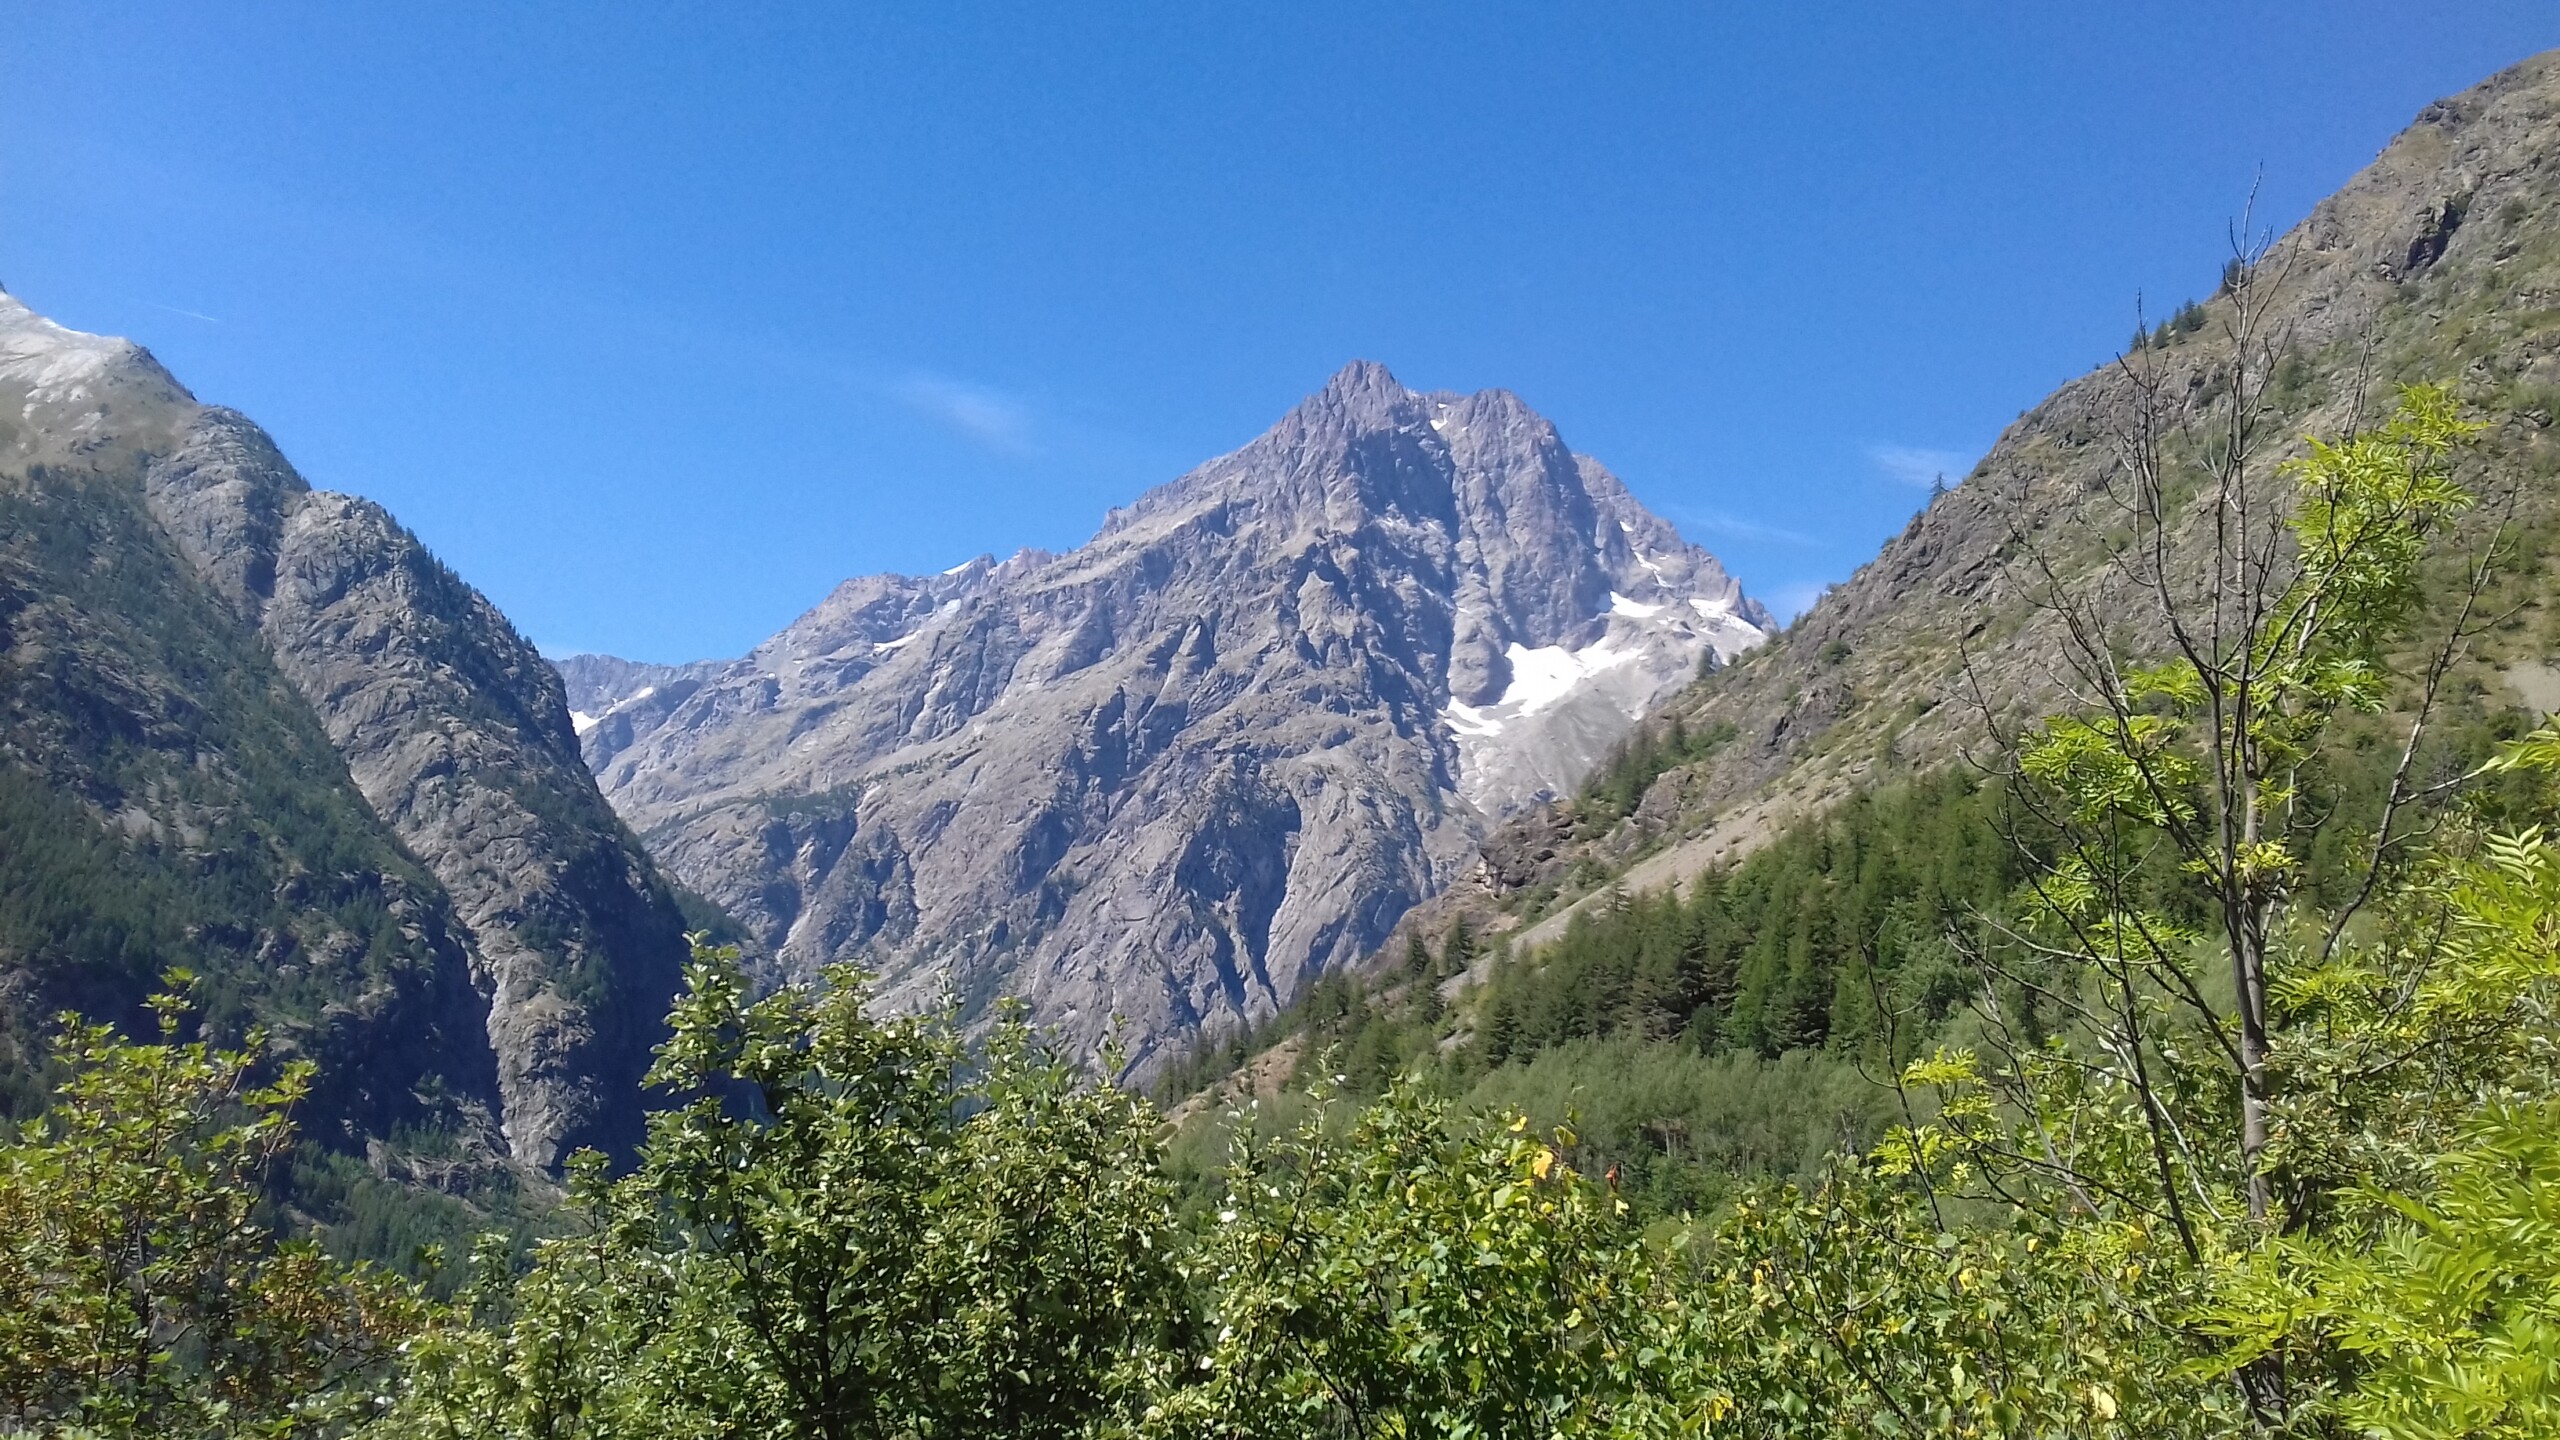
[1430,47,2560,961]
[0,456,495,1149]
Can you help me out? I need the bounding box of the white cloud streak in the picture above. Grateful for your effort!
[1866,443,1975,489]
[895,373,1035,457]
[140,300,222,324]
[1663,505,1820,547]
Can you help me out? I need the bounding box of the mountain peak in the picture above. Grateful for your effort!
[0,293,199,439]
[0,292,150,409]
[1321,357,1405,399]
[579,354,1768,1077]
[1301,358,1418,429]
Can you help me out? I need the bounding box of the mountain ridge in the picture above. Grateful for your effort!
[0,290,691,1170]
[567,361,1768,1077]
[1302,45,2560,1028]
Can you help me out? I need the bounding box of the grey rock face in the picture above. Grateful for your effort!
[584,363,1767,1077]
[552,652,731,773]
[2,292,689,1169]
[254,490,687,1168]
[0,319,502,1155]
[554,652,725,720]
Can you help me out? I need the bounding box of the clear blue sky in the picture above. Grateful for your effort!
[5,5,2553,661]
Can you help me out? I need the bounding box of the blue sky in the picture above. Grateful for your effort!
[4,5,2553,660]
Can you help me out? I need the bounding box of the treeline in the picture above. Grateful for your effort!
[1164,768,2021,1215]
[1174,679,2523,1225]
[1481,766,2013,1061]
[17,719,2560,1438]
[1576,714,1738,822]
[14,707,2560,1434]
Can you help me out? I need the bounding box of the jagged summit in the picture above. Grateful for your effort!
[571,364,1769,1078]
[1314,356,1408,413]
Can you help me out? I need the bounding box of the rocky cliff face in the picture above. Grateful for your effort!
[0,293,688,1167]
[1415,47,2560,961]
[574,363,1767,1077]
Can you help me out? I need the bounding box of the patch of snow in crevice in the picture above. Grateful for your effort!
[1441,638,1638,745]
[572,681,661,736]
[1438,577,1776,814]
[1500,639,1637,717]
[875,630,923,652]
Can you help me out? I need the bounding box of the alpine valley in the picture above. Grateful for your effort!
[22,29,2560,1438]
[0,289,1769,1161]
[8,40,2560,1254]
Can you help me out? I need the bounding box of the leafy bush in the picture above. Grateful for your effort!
[0,985,424,1436]
[380,951,1187,1440]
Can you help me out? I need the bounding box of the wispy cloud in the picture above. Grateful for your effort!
[895,373,1035,457]
[139,300,221,324]
[1866,443,1974,489]
[1663,505,1820,548]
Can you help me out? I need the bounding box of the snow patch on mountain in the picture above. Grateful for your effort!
[0,291,151,425]
[572,684,657,737]
[1442,579,1768,816]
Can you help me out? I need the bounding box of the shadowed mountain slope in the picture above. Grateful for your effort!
[0,293,690,1169]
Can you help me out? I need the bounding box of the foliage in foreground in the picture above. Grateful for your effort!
[0,987,423,1437]
[13,729,2560,1437]
[377,957,1188,1440]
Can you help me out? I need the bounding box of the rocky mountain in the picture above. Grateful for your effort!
[554,653,728,765]
[1381,47,2560,977]
[0,292,689,1169]
[569,363,1769,1077]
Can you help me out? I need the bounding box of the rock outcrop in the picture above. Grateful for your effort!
[0,292,688,1168]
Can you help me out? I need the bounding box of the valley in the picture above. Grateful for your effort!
[7,35,2560,1438]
